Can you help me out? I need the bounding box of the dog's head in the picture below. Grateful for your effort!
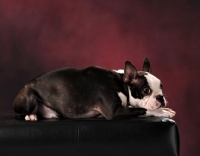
[123,58,167,110]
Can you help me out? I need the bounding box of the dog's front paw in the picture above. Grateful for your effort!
[25,114,38,121]
[146,108,176,118]
[162,108,176,118]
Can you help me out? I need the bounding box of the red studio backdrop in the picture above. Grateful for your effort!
[0,0,200,155]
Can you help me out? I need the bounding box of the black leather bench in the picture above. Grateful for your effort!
[0,113,179,156]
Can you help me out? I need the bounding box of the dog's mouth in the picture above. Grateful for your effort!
[156,101,165,109]
[136,94,167,110]
[147,100,165,110]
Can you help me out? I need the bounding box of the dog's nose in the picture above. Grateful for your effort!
[156,94,165,107]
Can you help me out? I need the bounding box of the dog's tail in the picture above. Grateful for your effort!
[13,85,40,116]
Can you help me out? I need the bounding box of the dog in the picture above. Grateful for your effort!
[13,58,175,121]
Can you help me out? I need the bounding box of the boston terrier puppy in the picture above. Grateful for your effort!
[13,58,175,121]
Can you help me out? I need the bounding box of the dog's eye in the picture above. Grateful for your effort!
[143,88,151,95]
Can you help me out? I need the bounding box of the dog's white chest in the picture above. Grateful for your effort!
[117,92,127,107]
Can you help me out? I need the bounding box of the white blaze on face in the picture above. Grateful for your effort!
[144,72,162,95]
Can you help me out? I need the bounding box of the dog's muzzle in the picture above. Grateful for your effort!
[156,94,165,107]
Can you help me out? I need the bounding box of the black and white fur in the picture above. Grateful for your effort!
[13,58,175,121]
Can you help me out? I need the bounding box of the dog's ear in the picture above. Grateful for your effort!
[143,58,152,73]
[124,61,137,83]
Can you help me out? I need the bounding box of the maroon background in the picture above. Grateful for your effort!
[0,0,200,155]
